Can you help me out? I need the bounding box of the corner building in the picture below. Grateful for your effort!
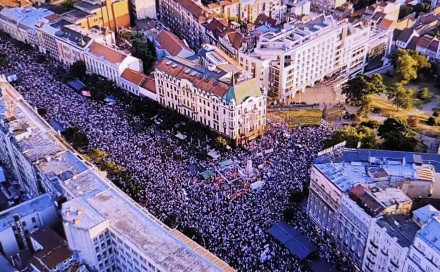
[154,57,267,145]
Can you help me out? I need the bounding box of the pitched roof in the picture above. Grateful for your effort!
[88,42,127,64]
[254,13,277,26]
[175,0,206,19]
[121,68,147,85]
[141,77,157,94]
[155,58,230,97]
[378,18,393,29]
[427,39,439,53]
[397,29,414,43]
[206,18,227,39]
[406,36,420,50]
[226,31,245,50]
[418,13,438,25]
[155,30,190,56]
[29,227,73,270]
[417,35,433,50]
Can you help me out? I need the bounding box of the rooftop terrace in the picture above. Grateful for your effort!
[314,149,440,192]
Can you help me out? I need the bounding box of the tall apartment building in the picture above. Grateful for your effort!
[154,56,266,144]
[0,80,67,199]
[238,14,393,102]
[0,77,235,272]
[208,0,286,24]
[63,0,130,31]
[363,214,419,272]
[129,0,156,20]
[403,206,440,272]
[307,147,440,269]
[159,0,209,50]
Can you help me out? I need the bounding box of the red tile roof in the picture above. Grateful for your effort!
[175,0,206,19]
[121,68,146,85]
[89,42,127,64]
[44,14,61,23]
[141,77,157,94]
[155,59,230,97]
[226,31,244,50]
[155,30,190,56]
[378,18,393,29]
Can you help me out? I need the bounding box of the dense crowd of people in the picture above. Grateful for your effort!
[0,37,353,271]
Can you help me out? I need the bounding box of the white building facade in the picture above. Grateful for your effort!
[239,14,392,102]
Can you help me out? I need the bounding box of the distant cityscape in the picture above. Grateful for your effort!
[0,0,439,271]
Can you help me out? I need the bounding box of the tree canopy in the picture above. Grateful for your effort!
[387,83,414,109]
[122,32,156,72]
[63,127,89,149]
[69,60,87,79]
[378,118,424,152]
[341,73,385,116]
[323,125,377,149]
[394,49,431,83]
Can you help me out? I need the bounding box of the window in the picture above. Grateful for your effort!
[412,254,421,264]
[31,217,36,223]
[407,265,416,272]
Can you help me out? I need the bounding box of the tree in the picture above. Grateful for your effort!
[130,33,156,72]
[359,120,380,129]
[342,73,385,116]
[88,148,109,163]
[61,0,76,12]
[394,50,431,82]
[398,5,414,19]
[417,87,430,100]
[396,51,418,82]
[62,127,89,149]
[387,83,414,109]
[213,136,228,151]
[378,118,424,151]
[323,125,377,149]
[69,60,87,79]
[378,117,410,137]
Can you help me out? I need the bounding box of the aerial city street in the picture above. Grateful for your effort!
[0,0,439,272]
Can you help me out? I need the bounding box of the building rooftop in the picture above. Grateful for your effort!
[29,227,73,271]
[313,149,440,192]
[413,204,440,225]
[155,30,193,57]
[0,80,66,162]
[376,214,419,248]
[0,194,54,232]
[0,7,53,30]
[74,0,101,12]
[88,42,127,64]
[175,0,206,20]
[156,57,262,102]
[61,9,89,23]
[418,218,440,253]
[121,68,147,85]
[61,163,234,271]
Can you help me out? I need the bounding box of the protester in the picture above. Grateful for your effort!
[0,37,353,271]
